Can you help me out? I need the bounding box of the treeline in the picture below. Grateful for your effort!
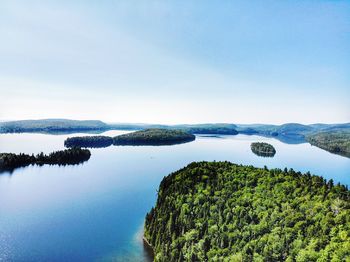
[144,161,350,261]
[251,142,276,157]
[65,136,113,148]
[0,148,91,172]
[307,131,350,158]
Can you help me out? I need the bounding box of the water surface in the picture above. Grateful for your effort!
[0,131,349,261]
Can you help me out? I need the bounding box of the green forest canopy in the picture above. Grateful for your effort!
[307,130,350,158]
[145,161,350,262]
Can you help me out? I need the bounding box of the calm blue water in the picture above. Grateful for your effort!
[0,131,349,261]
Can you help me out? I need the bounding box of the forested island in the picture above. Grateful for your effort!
[65,136,113,148]
[144,161,350,261]
[64,129,196,147]
[307,131,350,158]
[0,148,91,172]
[113,129,195,146]
[251,142,276,157]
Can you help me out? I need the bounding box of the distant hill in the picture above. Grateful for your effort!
[236,123,350,143]
[277,123,314,133]
[310,123,350,131]
[0,119,108,133]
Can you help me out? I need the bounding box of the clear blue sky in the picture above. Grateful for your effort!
[0,0,349,124]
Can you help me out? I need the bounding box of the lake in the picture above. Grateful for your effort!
[0,131,349,261]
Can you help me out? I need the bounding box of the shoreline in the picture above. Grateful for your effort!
[142,236,155,259]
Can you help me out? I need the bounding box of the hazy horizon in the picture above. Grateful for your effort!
[0,1,349,124]
[0,117,349,126]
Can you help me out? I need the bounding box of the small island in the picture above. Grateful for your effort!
[113,129,195,146]
[251,142,276,157]
[0,148,91,172]
[64,136,113,148]
[144,161,350,261]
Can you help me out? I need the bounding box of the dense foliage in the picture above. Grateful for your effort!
[145,161,350,261]
[113,129,195,146]
[307,131,350,158]
[0,148,91,172]
[251,142,276,157]
[64,136,113,148]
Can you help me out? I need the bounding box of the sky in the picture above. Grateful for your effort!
[0,0,349,124]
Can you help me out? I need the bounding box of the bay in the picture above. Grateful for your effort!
[0,131,349,261]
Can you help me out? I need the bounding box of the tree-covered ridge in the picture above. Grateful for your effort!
[307,131,350,158]
[0,148,91,172]
[65,136,113,148]
[144,161,350,262]
[0,119,108,133]
[173,124,238,135]
[113,129,195,146]
[251,142,276,157]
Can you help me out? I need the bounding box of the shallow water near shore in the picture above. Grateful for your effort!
[0,131,349,261]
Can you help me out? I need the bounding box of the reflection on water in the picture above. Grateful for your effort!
[0,131,349,261]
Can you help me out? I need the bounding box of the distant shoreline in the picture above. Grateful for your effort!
[1,119,349,158]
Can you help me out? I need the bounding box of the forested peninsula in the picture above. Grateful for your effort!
[144,161,350,261]
[0,148,91,172]
[307,131,350,158]
[251,142,276,157]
